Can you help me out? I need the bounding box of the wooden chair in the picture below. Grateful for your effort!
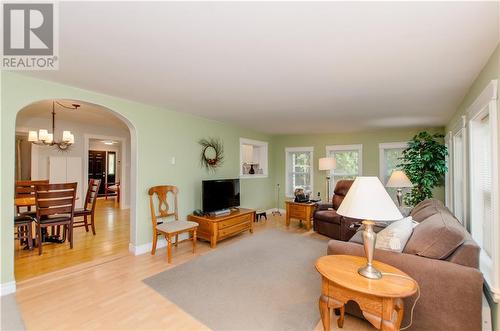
[34,183,77,255]
[74,179,101,235]
[148,185,198,263]
[14,214,34,250]
[105,181,120,203]
[15,180,49,214]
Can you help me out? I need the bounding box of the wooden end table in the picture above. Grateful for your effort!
[285,201,316,230]
[315,255,418,331]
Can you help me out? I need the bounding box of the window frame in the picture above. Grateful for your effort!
[378,142,408,184]
[465,79,499,302]
[325,144,363,199]
[285,147,314,198]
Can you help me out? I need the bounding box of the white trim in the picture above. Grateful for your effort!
[285,146,314,198]
[467,79,499,302]
[467,80,498,120]
[452,125,467,226]
[445,131,453,210]
[0,281,16,296]
[378,142,408,182]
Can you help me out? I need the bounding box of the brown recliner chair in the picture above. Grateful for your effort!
[313,180,361,241]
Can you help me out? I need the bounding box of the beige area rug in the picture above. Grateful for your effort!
[144,229,329,331]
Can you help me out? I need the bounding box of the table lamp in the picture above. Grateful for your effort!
[319,157,336,200]
[386,170,412,207]
[337,177,403,279]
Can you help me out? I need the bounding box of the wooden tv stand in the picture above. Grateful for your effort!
[187,208,255,248]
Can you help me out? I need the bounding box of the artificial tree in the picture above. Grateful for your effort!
[399,131,448,206]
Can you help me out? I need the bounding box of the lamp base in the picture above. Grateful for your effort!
[358,264,382,279]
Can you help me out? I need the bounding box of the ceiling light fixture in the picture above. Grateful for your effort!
[28,101,80,150]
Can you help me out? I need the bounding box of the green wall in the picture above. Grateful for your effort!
[445,43,500,330]
[272,127,445,207]
[0,72,276,285]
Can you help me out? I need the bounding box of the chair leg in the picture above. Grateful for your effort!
[151,232,158,255]
[167,234,172,263]
[27,224,33,250]
[69,223,74,249]
[37,225,43,255]
[84,215,89,232]
[90,214,96,235]
[175,234,179,247]
[192,230,197,254]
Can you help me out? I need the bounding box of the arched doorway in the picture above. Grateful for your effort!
[13,99,137,281]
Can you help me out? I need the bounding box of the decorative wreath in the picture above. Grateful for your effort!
[199,137,224,172]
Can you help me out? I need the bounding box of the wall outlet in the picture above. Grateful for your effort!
[171,157,176,165]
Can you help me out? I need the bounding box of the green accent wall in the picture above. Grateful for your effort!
[272,128,445,207]
[1,72,276,285]
[445,43,500,330]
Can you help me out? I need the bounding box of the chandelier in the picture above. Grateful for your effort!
[28,101,80,150]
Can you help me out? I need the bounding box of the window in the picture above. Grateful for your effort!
[378,142,407,184]
[466,79,498,300]
[107,152,116,176]
[452,129,466,224]
[326,144,362,198]
[285,147,313,197]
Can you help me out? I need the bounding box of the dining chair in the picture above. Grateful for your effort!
[34,182,77,255]
[105,181,120,203]
[15,180,49,214]
[14,214,34,250]
[74,179,101,235]
[148,185,198,263]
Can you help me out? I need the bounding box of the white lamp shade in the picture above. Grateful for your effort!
[62,131,72,142]
[38,129,48,141]
[319,157,336,171]
[69,134,75,144]
[28,131,38,142]
[337,176,403,221]
[45,133,53,144]
[386,170,412,188]
[242,144,254,164]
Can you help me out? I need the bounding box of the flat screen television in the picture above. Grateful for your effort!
[202,179,240,213]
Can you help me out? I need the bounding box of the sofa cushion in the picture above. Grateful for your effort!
[314,209,342,224]
[375,216,417,252]
[404,206,466,259]
[410,198,443,223]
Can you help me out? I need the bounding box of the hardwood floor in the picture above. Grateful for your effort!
[15,198,129,282]
[15,210,372,331]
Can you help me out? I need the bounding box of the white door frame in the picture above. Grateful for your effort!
[84,134,128,209]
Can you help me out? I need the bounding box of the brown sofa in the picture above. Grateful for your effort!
[327,198,483,331]
[313,180,360,241]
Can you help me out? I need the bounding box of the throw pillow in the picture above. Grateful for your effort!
[375,216,417,252]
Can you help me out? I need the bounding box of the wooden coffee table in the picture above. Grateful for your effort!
[285,201,316,230]
[315,255,418,331]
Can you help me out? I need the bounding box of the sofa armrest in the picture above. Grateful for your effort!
[315,203,333,211]
[327,240,483,331]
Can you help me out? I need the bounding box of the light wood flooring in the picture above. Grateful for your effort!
[15,209,372,331]
[15,198,130,282]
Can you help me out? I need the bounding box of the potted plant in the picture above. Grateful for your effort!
[399,131,448,206]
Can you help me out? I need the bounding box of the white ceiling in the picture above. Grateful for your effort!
[23,1,499,134]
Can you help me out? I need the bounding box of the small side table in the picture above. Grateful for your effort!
[315,255,418,331]
[285,201,316,230]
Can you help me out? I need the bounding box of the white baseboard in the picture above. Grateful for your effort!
[1,281,16,296]
[128,233,190,256]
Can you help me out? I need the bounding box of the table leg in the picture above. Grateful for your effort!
[337,305,345,328]
[319,296,331,331]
